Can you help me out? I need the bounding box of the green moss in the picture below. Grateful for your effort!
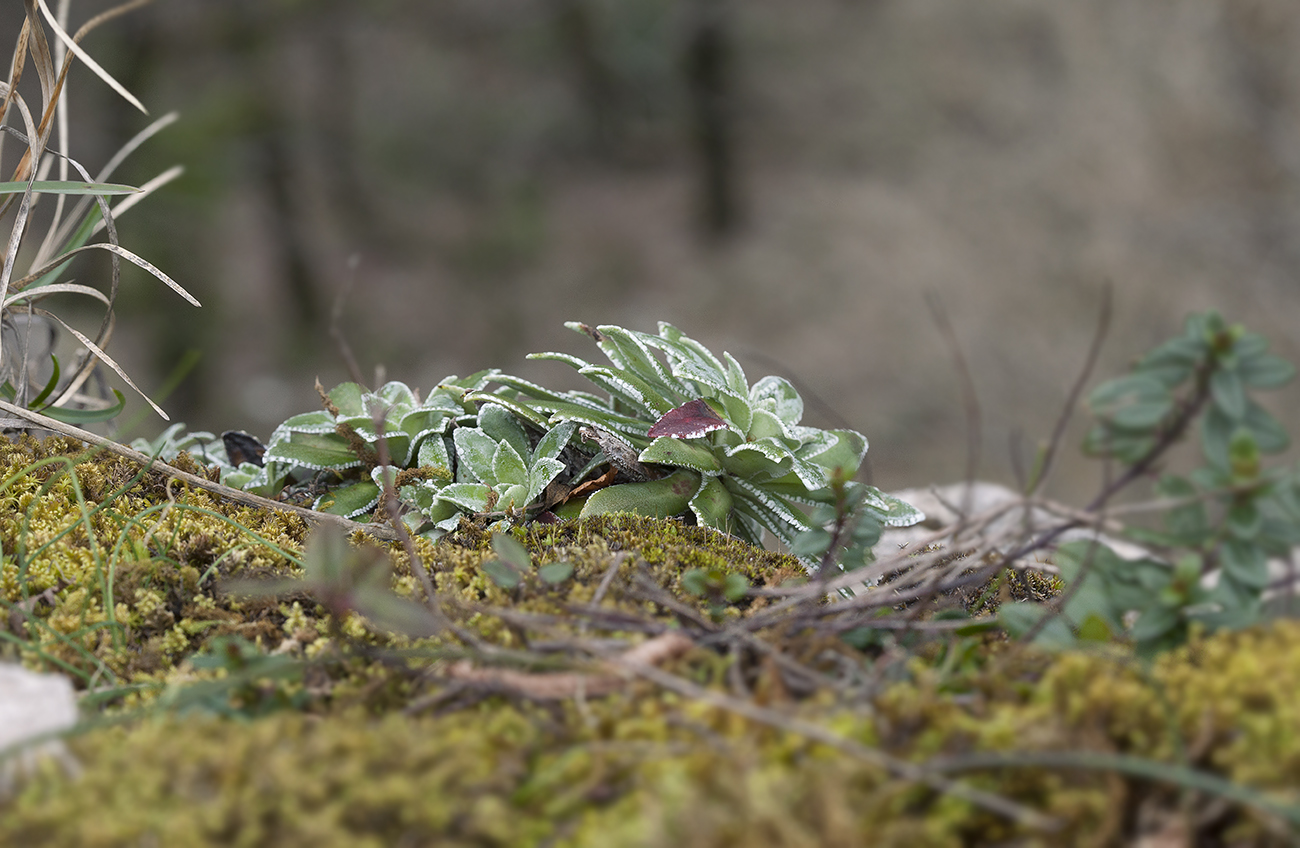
[4,623,1299,846]
[0,434,1296,845]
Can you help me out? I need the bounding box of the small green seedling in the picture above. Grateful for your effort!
[481,532,574,589]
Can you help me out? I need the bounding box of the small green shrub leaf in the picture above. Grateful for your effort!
[538,561,574,584]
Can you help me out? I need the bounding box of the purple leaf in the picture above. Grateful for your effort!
[648,398,730,440]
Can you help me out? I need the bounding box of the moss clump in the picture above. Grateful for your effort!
[0,436,309,684]
[3,623,1299,846]
[0,434,1297,845]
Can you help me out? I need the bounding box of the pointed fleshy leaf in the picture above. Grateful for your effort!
[725,477,812,549]
[327,382,367,417]
[526,398,651,439]
[453,428,501,484]
[479,403,531,461]
[462,390,551,429]
[596,325,690,397]
[749,375,804,427]
[274,410,336,434]
[533,421,576,462]
[722,351,748,396]
[689,475,734,531]
[654,323,727,375]
[417,437,453,477]
[376,381,417,408]
[265,431,361,471]
[492,438,529,487]
[526,457,566,506]
[579,470,701,519]
[716,392,752,433]
[856,485,926,528]
[497,483,530,510]
[314,480,380,518]
[580,365,677,416]
[638,435,723,474]
[438,483,492,513]
[724,436,798,473]
[806,429,868,476]
[745,408,793,442]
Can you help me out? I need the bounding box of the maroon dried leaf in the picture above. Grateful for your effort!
[648,398,729,440]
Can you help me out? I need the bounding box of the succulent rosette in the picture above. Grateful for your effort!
[468,322,922,548]
[139,322,922,560]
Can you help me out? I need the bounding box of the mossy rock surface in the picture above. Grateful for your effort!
[0,435,1297,845]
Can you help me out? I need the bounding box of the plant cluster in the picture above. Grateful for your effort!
[984,311,1295,657]
[138,322,924,569]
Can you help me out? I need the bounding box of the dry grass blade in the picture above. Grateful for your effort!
[91,165,182,232]
[47,113,179,252]
[34,0,146,114]
[29,241,200,306]
[40,311,164,416]
[4,282,111,309]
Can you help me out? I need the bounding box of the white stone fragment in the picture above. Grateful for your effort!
[0,664,81,797]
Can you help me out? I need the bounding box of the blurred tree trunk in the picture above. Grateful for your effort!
[219,3,322,335]
[683,0,741,240]
[551,0,620,157]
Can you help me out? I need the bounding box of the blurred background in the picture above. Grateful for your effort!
[7,0,1300,499]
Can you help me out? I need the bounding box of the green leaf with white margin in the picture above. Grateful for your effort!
[721,439,795,483]
[417,437,454,478]
[326,382,367,417]
[532,421,577,462]
[578,365,676,416]
[527,398,652,439]
[654,322,727,375]
[479,403,531,462]
[274,410,336,434]
[315,480,380,518]
[746,407,795,442]
[711,391,752,434]
[638,328,731,395]
[722,351,748,397]
[580,469,702,519]
[453,428,501,484]
[438,483,493,513]
[497,483,530,510]
[725,476,812,549]
[749,375,804,428]
[526,457,566,506]
[856,484,925,528]
[595,325,691,398]
[462,390,551,430]
[265,430,360,470]
[492,439,529,488]
[805,429,868,476]
[690,475,733,531]
[638,436,723,474]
